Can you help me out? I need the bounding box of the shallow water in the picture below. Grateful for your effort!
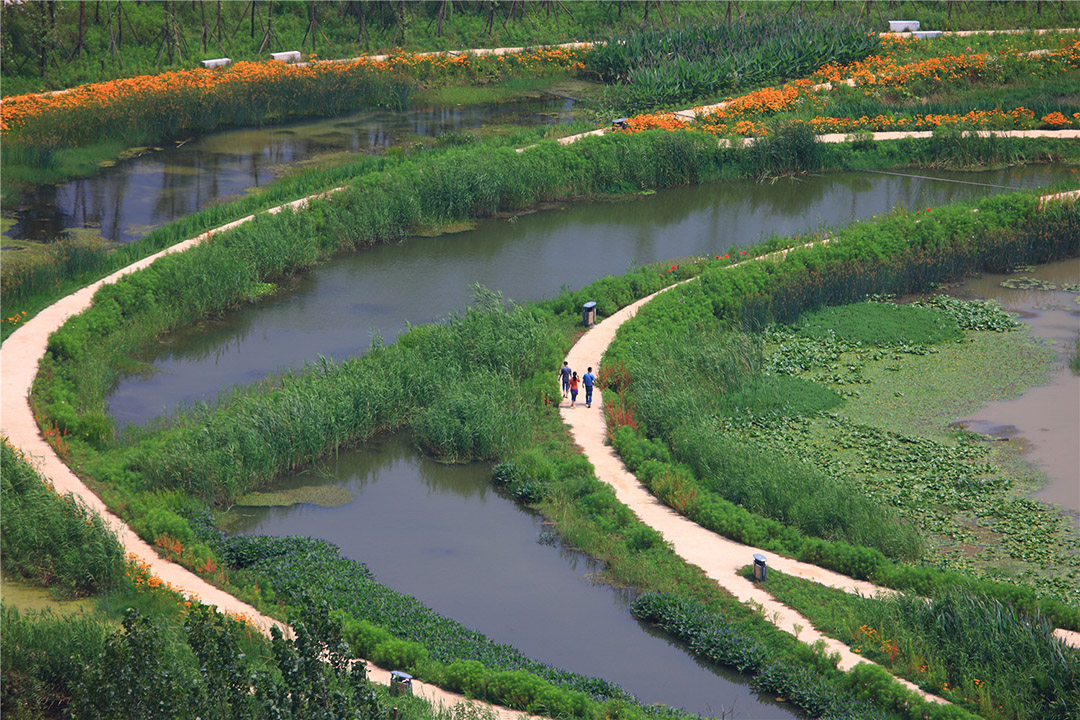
[230,435,796,718]
[952,258,1080,518]
[6,96,579,244]
[107,165,1074,429]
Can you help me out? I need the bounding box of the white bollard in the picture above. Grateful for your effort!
[887,20,920,32]
[270,51,302,63]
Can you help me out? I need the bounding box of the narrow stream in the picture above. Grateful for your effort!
[951,257,1080,519]
[108,165,1074,429]
[4,96,579,244]
[229,435,796,718]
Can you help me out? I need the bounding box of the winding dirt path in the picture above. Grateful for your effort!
[556,189,1080,703]
[0,190,545,719]
[2,39,1078,712]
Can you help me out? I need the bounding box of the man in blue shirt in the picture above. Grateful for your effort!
[582,367,596,409]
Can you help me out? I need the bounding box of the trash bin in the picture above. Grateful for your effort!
[752,553,767,582]
[583,301,597,327]
[389,671,413,696]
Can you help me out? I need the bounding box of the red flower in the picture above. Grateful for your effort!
[671,265,677,271]
[741,250,747,255]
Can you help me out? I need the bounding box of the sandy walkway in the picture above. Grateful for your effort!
[557,188,1080,702]
[3,45,1077,712]
[0,190,544,720]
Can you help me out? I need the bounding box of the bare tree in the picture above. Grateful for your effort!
[155,0,190,67]
[69,0,86,61]
[301,0,329,52]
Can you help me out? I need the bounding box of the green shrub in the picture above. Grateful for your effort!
[0,442,125,597]
[793,302,963,347]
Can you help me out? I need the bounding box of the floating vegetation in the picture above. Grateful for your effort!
[914,296,1021,332]
[235,485,355,508]
[1000,276,1068,291]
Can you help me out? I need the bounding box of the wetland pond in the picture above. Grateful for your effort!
[951,257,1080,519]
[230,434,796,718]
[4,95,579,244]
[108,165,1074,429]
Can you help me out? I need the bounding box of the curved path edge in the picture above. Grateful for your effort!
[557,189,1080,701]
[0,190,543,720]
[2,65,1077,716]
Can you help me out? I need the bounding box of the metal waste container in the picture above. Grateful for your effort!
[389,670,413,696]
[752,553,767,582]
[583,301,597,327]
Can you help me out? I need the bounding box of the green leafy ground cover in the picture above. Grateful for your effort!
[753,569,1080,720]
[746,301,1080,602]
[7,128,1080,720]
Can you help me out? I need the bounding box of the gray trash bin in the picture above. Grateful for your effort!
[583,301,597,327]
[389,670,413,696]
[752,553,767,582]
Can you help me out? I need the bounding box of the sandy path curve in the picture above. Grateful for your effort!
[0,190,544,720]
[557,188,1080,701]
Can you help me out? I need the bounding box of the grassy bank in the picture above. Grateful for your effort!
[755,568,1080,720]
[13,129,1080,719]
[602,189,1080,609]
[5,1,1078,97]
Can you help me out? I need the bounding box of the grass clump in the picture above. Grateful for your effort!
[0,441,125,598]
[794,301,963,347]
[760,570,1080,720]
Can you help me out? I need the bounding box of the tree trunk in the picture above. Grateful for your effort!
[72,0,86,61]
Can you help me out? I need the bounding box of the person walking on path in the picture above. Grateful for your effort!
[559,361,573,398]
[569,371,580,408]
[583,367,596,409]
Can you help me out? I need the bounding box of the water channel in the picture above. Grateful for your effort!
[108,165,1074,429]
[4,96,579,244]
[951,257,1080,519]
[230,435,793,718]
[18,99,1076,715]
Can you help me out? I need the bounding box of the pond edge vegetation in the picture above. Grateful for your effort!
[4,124,1078,718]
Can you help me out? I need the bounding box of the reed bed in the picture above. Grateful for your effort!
[0,441,125,598]
[584,15,879,111]
[761,570,1080,720]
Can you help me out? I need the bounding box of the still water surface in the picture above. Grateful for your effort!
[6,96,578,244]
[952,257,1080,518]
[230,435,796,718]
[108,165,1073,428]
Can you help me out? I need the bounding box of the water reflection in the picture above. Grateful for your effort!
[8,97,579,244]
[952,257,1080,518]
[232,435,796,718]
[108,165,1075,429]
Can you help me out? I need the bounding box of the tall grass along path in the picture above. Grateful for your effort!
[557,189,1080,688]
[2,46,1077,707]
[0,191,554,720]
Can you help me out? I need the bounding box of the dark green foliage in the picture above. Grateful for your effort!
[586,16,879,110]
[72,607,198,720]
[0,605,109,719]
[630,594,767,672]
[491,450,555,504]
[630,593,896,720]
[225,534,641,709]
[793,302,963,347]
[5,601,383,720]
[764,571,1080,720]
[0,441,125,597]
